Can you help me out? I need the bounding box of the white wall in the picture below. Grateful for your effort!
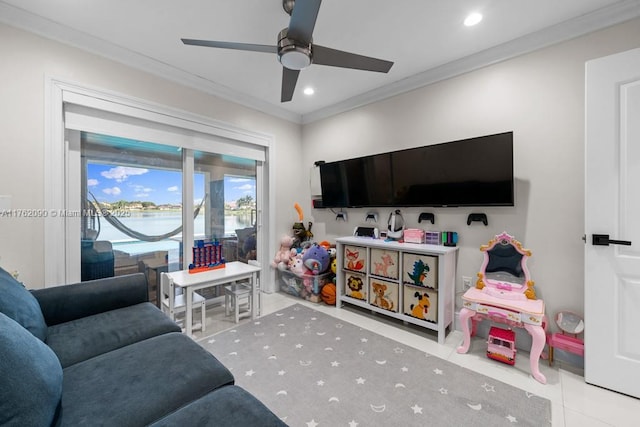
[1,16,639,327]
[0,23,303,287]
[300,19,640,330]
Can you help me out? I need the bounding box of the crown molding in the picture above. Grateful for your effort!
[301,0,640,124]
[0,2,303,124]
[2,1,639,126]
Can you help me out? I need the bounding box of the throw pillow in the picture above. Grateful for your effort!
[0,312,63,426]
[0,266,48,341]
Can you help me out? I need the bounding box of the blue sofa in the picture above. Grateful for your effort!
[0,267,286,426]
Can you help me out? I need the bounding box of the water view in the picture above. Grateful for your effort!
[96,211,254,255]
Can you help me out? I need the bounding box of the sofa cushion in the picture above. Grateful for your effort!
[149,385,287,427]
[0,312,63,427]
[46,302,181,368]
[61,332,235,426]
[0,266,47,341]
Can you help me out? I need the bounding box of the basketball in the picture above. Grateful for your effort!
[321,283,336,305]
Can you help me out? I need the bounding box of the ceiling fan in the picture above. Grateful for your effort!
[181,0,394,102]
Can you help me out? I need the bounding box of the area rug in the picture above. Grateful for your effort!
[198,304,551,426]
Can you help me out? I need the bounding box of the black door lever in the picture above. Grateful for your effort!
[592,234,632,246]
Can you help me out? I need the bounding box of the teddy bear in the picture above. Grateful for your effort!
[271,235,295,271]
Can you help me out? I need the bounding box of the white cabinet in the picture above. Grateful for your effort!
[336,236,458,344]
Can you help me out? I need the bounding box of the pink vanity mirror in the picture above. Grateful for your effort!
[458,232,547,383]
[476,231,537,301]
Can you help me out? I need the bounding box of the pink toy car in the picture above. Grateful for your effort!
[487,326,516,365]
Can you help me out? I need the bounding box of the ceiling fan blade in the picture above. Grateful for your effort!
[281,68,300,102]
[313,45,393,73]
[287,0,322,43]
[181,38,277,54]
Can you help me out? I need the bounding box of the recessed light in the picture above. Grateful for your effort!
[464,12,483,27]
[303,87,315,96]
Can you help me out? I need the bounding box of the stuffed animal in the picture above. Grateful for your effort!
[302,243,330,275]
[271,235,294,270]
[288,256,307,276]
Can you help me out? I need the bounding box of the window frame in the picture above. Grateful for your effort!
[45,78,274,289]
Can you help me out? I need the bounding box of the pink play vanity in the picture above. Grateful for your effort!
[457,232,547,384]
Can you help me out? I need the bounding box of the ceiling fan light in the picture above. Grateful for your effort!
[303,87,315,95]
[277,28,312,70]
[280,49,311,70]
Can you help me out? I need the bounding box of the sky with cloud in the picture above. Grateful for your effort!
[87,164,255,205]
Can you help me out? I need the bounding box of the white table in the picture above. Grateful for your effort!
[163,261,261,336]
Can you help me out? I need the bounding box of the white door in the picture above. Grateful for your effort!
[585,47,640,399]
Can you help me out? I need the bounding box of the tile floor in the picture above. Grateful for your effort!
[184,291,639,427]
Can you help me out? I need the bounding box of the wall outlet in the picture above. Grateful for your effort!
[462,276,472,289]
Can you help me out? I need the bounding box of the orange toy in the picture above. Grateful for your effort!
[321,283,336,305]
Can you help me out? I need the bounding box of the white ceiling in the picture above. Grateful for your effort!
[1,0,639,123]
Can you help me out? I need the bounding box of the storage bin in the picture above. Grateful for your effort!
[403,284,438,323]
[403,229,425,244]
[370,248,399,280]
[344,271,367,301]
[425,231,441,245]
[402,253,438,289]
[368,277,399,312]
[343,245,366,273]
[279,270,333,301]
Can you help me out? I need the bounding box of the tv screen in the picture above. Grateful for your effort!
[319,132,514,208]
[392,132,513,206]
[320,154,394,208]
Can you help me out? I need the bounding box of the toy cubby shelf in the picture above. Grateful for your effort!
[336,236,458,344]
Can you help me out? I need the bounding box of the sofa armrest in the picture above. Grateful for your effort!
[31,273,149,326]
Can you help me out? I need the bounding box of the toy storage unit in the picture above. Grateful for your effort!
[336,236,458,344]
[278,269,333,302]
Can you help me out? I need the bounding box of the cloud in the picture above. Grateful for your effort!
[101,166,148,182]
[229,177,250,183]
[103,187,121,196]
[130,184,153,198]
[87,178,99,187]
[167,186,180,192]
[236,184,254,191]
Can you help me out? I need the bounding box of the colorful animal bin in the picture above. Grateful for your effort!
[345,272,367,301]
[368,278,398,312]
[403,285,437,323]
[403,253,438,289]
[344,245,366,272]
[370,249,399,280]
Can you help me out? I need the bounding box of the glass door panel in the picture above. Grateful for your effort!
[193,151,257,265]
[81,132,183,305]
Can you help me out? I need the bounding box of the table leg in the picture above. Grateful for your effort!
[251,272,257,320]
[457,308,475,354]
[524,323,547,384]
[185,288,193,337]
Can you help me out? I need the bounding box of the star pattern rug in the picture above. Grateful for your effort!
[198,304,551,426]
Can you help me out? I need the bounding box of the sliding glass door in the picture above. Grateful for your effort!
[48,83,272,290]
[78,132,259,304]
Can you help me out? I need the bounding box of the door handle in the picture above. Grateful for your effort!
[592,234,632,246]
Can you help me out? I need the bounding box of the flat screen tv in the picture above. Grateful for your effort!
[319,131,514,208]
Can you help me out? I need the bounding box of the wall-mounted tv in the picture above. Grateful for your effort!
[319,131,514,208]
